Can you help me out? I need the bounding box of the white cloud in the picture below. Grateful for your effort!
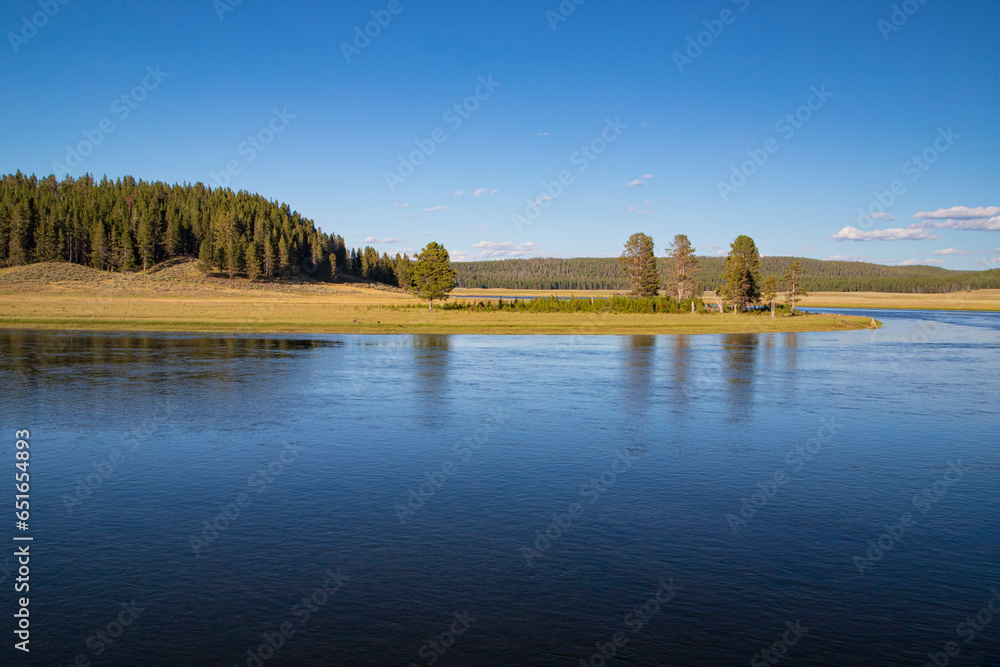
[912,206,1000,220]
[469,240,541,259]
[474,188,498,197]
[394,203,410,208]
[642,174,654,179]
[362,237,402,244]
[912,217,1000,231]
[701,244,719,250]
[825,255,870,262]
[536,132,549,136]
[533,194,553,206]
[641,122,653,129]
[626,205,653,215]
[802,243,815,252]
[871,212,895,221]
[423,205,448,213]
[406,214,417,219]
[931,248,974,256]
[830,226,940,242]
[472,224,489,229]
[453,191,465,197]
[898,258,946,266]
[628,179,644,187]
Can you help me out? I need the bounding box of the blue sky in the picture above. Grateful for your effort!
[2,0,998,268]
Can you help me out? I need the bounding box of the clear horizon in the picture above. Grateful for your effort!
[2,1,998,269]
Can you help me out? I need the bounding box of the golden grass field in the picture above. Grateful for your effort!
[0,262,881,336]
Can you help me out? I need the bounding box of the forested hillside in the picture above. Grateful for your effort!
[454,256,1000,293]
[0,172,401,284]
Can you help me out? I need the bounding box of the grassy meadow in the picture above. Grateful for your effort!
[0,262,880,336]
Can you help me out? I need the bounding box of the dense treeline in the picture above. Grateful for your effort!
[454,256,1000,293]
[0,172,403,285]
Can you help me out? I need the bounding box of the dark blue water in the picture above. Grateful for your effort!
[2,309,998,666]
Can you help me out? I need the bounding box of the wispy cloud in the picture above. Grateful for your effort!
[625,205,653,215]
[802,243,815,252]
[453,191,465,197]
[825,255,870,262]
[912,217,1000,231]
[474,188,498,197]
[469,240,541,259]
[912,206,1000,220]
[930,248,974,256]
[897,258,946,266]
[642,174,654,179]
[533,194,553,206]
[701,244,719,250]
[871,212,895,221]
[830,226,940,242]
[423,205,448,213]
[628,179,644,187]
[536,132,549,136]
[394,203,410,208]
[362,236,402,244]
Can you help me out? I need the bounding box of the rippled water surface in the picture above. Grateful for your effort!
[2,309,998,665]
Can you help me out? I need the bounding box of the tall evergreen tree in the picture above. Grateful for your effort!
[762,275,779,319]
[410,242,457,310]
[619,232,659,297]
[245,241,262,281]
[721,235,762,311]
[784,260,808,314]
[668,233,700,301]
[137,217,155,270]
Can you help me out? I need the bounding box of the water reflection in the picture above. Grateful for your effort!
[412,335,450,411]
[622,335,655,415]
[722,333,758,420]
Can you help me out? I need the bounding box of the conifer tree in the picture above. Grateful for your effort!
[619,232,659,297]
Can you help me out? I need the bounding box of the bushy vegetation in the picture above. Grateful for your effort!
[443,295,705,314]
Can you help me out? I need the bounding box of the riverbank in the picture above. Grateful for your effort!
[0,263,876,335]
